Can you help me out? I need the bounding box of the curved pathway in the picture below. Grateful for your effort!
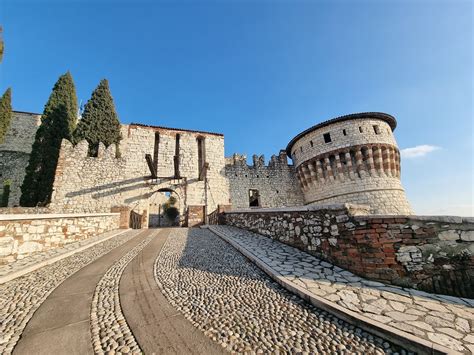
[209,225,474,354]
[154,228,406,354]
[120,228,222,354]
[12,229,152,354]
[3,226,465,354]
[0,229,140,354]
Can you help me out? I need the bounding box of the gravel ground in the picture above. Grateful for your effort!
[154,228,408,354]
[0,229,140,354]
[90,232,156,354]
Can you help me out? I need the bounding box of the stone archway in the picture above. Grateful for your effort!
[148,187,183,227]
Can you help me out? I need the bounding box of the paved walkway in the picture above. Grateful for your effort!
[155,228,407,354]
[210,225,474,354]
[13,229,153,354]
[120,228,222,355]
[5,228,223,355]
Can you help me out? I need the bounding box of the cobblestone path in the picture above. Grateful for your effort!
[210,225,474,354]
[90,232,155,353]
[155,228,407,354]
[0,229,140,354]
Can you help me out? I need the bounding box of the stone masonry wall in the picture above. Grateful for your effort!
[225,151,304,209]
[49,124,230,223]
[0,112,41,206]
[221,205,474,298]
[0,212,119,264]
[287,115,413,215]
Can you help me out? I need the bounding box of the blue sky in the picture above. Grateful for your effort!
[1,0,472,216]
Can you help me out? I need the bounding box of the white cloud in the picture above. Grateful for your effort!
[400,145,440,159]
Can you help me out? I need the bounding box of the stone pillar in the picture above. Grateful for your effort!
[373,146,382,176]
[308,162,317,185]
[345,151,355,179]
[382,147,390,176]
[324,157,334,181]
[302,164,312,186]
[366,148,376,176]
[389,147,397,177]
[355,148,366,178]
[316,160,325,183]
[335,154,344,181]
[393,149,400,177]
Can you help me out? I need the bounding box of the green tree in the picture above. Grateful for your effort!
[20,72,78,206]
[0,88,12,144]
[74,79,122,156]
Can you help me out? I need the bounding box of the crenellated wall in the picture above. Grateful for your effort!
[225,151,304,209]
[0,111,41,206]
[49,123,231,225]
[287,113,412,215]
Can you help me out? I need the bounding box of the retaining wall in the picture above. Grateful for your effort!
[221,205,474,298]
[0,212,120,264]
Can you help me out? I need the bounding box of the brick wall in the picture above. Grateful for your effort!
[222,205,474,298]
[0,212,120,264]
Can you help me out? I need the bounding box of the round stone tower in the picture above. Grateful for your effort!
[286,112,412,215]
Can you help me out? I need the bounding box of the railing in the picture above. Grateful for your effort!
[129,210,142,229]
[207,209,219,225]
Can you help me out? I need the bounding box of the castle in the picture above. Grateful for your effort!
[0,111,412,226]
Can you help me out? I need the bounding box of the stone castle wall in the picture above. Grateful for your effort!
[0,212,119,264]
[0,112,41,206]
[221,206,474,298]
[49,124,230,224]
[225,151,304,209]
[287,114,412,215]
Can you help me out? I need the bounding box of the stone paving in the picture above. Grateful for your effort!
[0,229,140,354]
[155,228,407,354]
[0,229,126,280]
[210,225,474,354]
[91,232,156,354]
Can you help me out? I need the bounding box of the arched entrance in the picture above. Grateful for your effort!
[148,188,182,227]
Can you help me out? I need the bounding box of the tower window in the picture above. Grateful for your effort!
[343,129,347,136]
[359,126,363,133]
[300,146,303,152]
[310,140,314,147]
[323,133,332,143]
[373,125,380,134]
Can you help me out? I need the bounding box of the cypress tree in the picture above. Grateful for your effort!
[20,72,78,206]
[0,88,12,144]
[74,79,122,156]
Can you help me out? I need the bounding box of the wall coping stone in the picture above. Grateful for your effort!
[224,203,370,215]
[0,212,120,222]
[225,207,473,224]
[355,214,474,224]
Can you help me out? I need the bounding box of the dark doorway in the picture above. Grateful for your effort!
[249,189,260,207]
